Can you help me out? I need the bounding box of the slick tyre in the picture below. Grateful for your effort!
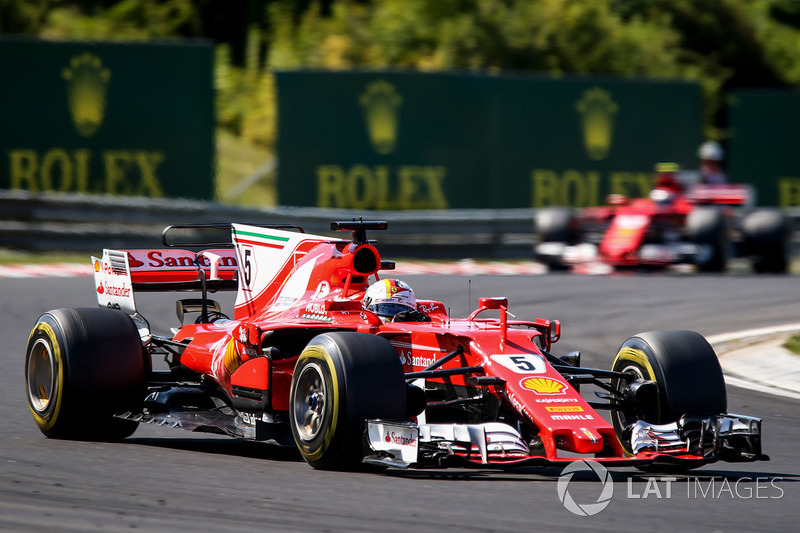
[741,210,789,274]
[25,307,145,440]
[535,207,576,243]
[610,330,726,455]
[289,332,407,470]
[534,207,576,270]
[686,207,728,272]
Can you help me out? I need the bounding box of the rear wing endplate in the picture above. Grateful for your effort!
[92,248,239,313]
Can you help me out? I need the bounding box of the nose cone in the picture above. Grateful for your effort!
[554,426,605,454]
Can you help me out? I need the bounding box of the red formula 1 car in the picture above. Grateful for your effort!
[25,221,767,471]
[534,173,791,273]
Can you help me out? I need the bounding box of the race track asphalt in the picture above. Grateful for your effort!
[1,272,798,532]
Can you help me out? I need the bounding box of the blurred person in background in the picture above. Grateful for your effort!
[698,140,728,184]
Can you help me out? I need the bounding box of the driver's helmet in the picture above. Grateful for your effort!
[650,163,683,204]
[650,187,676,205]
[363,279,416,320]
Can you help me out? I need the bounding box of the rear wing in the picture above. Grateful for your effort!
[120,248,239,288]
[687,184,754,207]
[92,248,239,314]
[91,223,308,313]
[92,222,388,319]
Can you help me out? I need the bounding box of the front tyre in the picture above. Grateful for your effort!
[741,210,789,274]
[25,308,145,440]
[289,332,407,469]
[534,207,577,270]
[610,330,726,455]
[686,207,728,272]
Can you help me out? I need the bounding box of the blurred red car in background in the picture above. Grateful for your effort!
[535,164,790,273]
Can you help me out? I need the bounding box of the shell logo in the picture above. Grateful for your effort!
[521,377,567,395]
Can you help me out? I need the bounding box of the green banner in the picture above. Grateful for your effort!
[276,70,702,209]
[729,90,800,207]
[0,38,214,200]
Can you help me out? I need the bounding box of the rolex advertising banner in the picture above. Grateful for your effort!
[728,90,800,207]
[0,39,214,200]
[276,70,702,209]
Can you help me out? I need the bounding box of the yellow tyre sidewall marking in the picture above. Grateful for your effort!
[296,344,340,462]
[27,321,65,431]
[611,345,661,455]
[613,346,659,384]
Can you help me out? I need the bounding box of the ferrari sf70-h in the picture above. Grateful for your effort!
[25,221,766,471]
[535,180,789,273]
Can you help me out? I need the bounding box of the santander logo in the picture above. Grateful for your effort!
[127,252,144,268]
[385,431,417,446]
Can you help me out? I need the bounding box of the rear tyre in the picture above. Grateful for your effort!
[25,308,145,440]
[289,332,407,470]
[534,207,577,270]
[610,330,726,457]
[741,210,789,274]
[686,207,728,272]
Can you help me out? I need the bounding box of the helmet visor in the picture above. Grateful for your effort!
[370,303,414,318]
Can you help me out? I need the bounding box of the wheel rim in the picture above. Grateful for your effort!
[613,364,646,430]
[293,362,328,442]
[27,338,56,413]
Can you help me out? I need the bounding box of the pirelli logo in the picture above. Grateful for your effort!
[545,406,584,413]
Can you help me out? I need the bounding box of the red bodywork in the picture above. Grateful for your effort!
[580,184,749,267]
[586,196,693,266]
[103,223,716,467]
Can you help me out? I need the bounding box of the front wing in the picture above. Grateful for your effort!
[364,413,767,470]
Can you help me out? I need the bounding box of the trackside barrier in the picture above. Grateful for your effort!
[1,191,798,260]
[0,191,537,259]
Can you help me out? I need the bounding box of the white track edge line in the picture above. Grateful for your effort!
[708,323,800,399]
[706,323,800,344]
[723,375,800,400]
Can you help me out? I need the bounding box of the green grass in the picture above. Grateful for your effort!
[0,249,90,265]
[783,334,800,356]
